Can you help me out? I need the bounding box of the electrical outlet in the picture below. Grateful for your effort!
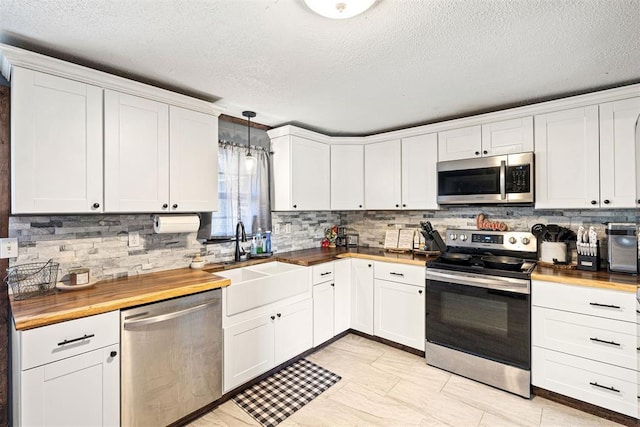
[274,223,281,234]
[0,238,18,258]
[128,231,140,247]
[285,223,292,234]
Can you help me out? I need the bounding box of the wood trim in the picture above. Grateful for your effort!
[219,114,271,131]
[0,84,10,426]
[532,386,638,427]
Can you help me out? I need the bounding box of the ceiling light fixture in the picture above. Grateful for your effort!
[304,0,376,19]
[242,110,257,173]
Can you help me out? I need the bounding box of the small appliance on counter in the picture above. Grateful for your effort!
[606,223,638,274]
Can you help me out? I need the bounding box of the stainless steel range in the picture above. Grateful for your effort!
[425,229,537,398]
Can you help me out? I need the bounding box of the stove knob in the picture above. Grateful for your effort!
[508,237,517,244]
[521,237,530,245]
[460,234,468,241]
[450,234,457,241]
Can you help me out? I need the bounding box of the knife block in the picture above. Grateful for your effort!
[577,243,600,271]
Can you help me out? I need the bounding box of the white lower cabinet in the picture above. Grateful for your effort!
[11,311,120,427]
[223,298,312,392]
[373,262,425,351]
[350,259,374,335]
[313,281,335,347]
[532,280,639,418]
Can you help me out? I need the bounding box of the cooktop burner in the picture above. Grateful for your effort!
[426,228,538,280]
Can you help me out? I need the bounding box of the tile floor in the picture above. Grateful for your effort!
[189,334,620,426]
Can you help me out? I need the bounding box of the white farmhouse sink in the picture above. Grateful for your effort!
[218,261,310,317]
[215,268,267,283]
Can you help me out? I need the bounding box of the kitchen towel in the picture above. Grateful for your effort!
[233,358,341,427]
[152,214,200,234]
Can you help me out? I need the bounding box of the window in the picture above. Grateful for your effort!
[206,142,271,239]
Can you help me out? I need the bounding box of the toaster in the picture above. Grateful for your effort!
[606,223,638,274]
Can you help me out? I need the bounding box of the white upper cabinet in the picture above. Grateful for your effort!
[364,139,402,210]
[599,97,640,208]
[437,125,482,161]
[104,90,170,212]
[401,133,438,210]
[272,134,330,211]
[169,106,218,212]
[535,101,639,209]
[330,145,364,210]
[482,116,534,156]
[535,106,600,209]
[11,67,104,214]
[438,117,533,162]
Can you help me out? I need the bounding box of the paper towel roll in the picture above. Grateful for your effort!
[153,215,200,234]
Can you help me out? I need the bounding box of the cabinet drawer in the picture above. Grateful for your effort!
[532,280,636,323]
[374,262,424,286]
[312,262,334,285]
[532,346,638,418]
[19,311,120,370]
[532,307,637,370]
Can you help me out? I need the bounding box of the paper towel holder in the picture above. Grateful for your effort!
[152,213,201,234]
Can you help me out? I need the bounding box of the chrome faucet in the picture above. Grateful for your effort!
[235,221,247,262]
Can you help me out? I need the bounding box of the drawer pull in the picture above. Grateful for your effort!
[320,272,332,276]
[589,337,621,346]
[589,382,620,393]
[57,333,95,346]
[589,302,621,309]
[390,272,405,277]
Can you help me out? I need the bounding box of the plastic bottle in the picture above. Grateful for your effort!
[256,228,263,254]
[250,237,257,255]
[265,231,272,254]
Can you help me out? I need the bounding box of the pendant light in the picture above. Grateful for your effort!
[304,0,376,19]
[242,110,257,173]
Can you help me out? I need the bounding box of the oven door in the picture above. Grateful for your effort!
[426,269,530,369]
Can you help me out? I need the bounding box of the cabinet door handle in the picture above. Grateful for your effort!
[331,283,335,287]
[590,200,597,205]
[320,271,332,276]
[358,204,363,208]
[277,313,281,318]
[589,302,621,309]
[172,204,178,209]
[110,351,118,358]
[418,290,423,294]
[293,204,297,209]
[402,204,406,207]
[603,199,610,204]
[390,272,404,277]
[58,333,95,346]
[270,315,276,320]
[589,382,620,393]
[483,150,488,155]
[395,204,399,208]
[474,151,480,156]
[92,202,100,209]
[589,337,620,346]
[162,203,168,209]
[368,264,372,268]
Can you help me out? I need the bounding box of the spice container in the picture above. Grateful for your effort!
[69,268,90,286]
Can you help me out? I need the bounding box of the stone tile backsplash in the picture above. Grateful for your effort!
[8,207,638,281]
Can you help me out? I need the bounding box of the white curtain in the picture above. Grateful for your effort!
[210,144,271,237]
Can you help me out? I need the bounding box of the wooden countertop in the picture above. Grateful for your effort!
[532,266,639,293]
[11,268,230,330]
[12,246,638,330]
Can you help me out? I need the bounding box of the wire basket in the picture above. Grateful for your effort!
[5,260,59,300]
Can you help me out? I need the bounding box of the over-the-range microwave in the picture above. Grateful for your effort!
[437,152,534,205]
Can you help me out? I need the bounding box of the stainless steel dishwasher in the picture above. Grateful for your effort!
[121,289,222,426]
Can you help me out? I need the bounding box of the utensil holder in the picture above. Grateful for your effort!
[577,242,600,271]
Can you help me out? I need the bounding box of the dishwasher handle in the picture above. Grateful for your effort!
[123,300,217,329]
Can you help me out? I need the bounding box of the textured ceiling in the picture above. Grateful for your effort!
[1,0,639,136]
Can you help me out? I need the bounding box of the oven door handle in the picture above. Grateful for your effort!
[426,270,529,294]
[499,160,507,200]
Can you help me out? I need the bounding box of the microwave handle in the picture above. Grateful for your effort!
[500,160,506,200]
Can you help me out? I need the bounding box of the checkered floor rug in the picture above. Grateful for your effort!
[233,358,342,427]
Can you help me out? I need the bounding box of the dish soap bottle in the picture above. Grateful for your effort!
[250,237,257,256]
[256,228,263,254]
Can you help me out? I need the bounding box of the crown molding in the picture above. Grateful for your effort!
[0,43,223,116]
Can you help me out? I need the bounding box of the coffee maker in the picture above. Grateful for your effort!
[606,223,638,274]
